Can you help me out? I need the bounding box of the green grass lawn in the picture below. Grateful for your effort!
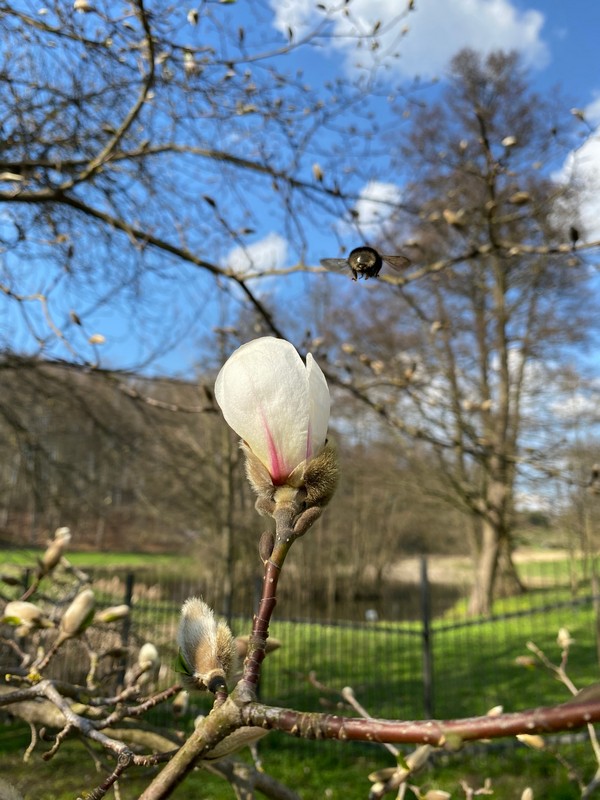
[2,547,599,797]
[1,547,188,570]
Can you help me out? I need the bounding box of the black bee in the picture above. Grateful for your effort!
[320,246,411,281]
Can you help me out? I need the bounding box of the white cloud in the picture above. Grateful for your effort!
[225,232,288,276]
[270,0,548,79]
[585,96,600,127]
[549,392,597,421]
[554,119,600,242]
[352,180,402,236]
[514,490,553,513]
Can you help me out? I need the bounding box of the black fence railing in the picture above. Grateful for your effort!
[2,552,599,725]
[81,554,600,724]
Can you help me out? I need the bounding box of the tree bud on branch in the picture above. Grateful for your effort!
[59,588,95,639]
[39,526,71,576]
[2,600,54,635]
[137,642,161,687]
[94,604,130,624]
[176,598,237,692]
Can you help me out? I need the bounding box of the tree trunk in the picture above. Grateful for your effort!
[495,534,526,598]
[468,519,500,616]
[468,477,511,616]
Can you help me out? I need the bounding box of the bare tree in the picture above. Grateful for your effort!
[314,50,600,615]
[0,0,414,368]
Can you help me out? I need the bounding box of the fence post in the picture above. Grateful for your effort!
[420,555,434,719]
[22,567,31,593]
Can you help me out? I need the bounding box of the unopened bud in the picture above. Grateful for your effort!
[40,527,71,575]
[557,627,574,649]
[137,642,161,687]
[138,642,160,669]
[172,689,189,717]
[94,604,130,624]
[176,598,236,692]
[60,589,95,638]
[2,601,53,632]
[259,530,275,563]
[517,733,545,750]
[303,443,339,508]
[235,634,281,660]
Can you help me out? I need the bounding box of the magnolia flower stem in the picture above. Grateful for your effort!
[138,507,304,800]
[240,505,297,696]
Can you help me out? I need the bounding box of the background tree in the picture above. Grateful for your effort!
[2,0,600,618]
[0,0,412,367]
[313,49,599,615]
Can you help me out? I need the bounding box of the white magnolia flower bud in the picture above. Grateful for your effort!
[215,337,330,485]
[94,604,130,624]
[172,689,189,718]
[138,642,160,669]
[60,589,95,638]
[215,337,338,509]
[176,598,236,692]
[557,626,575,649]
[2,601,53,632]
[137,642,160,687]
[40,527,71,575]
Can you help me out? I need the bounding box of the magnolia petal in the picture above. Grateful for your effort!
[215,338,316,482]
[306,353,330,459]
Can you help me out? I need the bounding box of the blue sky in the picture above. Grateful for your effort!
[5,0,600,376]
[190,0,600,373]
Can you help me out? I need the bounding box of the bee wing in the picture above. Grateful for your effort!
[319,257,350,273]
[381,255,411,271]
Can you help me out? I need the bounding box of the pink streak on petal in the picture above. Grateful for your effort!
[261,416,289,484]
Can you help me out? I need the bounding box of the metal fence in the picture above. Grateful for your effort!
[2,552,599,726]
[75,554,600,723]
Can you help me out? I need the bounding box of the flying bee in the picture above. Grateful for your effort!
[320,246,411,281]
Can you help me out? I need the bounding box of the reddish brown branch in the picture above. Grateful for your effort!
[240,559,281,692]
[241,699,600,747]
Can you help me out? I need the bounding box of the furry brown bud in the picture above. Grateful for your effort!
[259,530,275,562]
[176,598,237,692]
[303,443,339,508]
[137,642,161,687]
[242,440,339,516]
